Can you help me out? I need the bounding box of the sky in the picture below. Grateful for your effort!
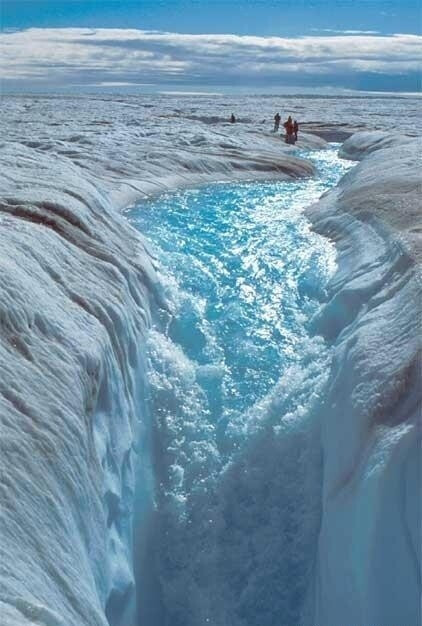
[1,0,421,94]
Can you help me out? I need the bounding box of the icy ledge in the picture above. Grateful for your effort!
[339,129,416,161]
[0,148,161,625]
[305,132,421,624]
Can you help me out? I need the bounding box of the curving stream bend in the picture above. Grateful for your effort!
[126,146,354,625]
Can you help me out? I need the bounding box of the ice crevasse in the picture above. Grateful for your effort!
[0,131,420,625]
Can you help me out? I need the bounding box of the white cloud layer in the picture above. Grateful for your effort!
[1,28,420,90]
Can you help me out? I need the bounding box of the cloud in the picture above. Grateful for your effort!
[72,81,154,87]
[159,91,223,96]
[0,28,420,91]
[311,29,381,35]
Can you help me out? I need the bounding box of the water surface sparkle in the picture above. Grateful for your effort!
[127,146,354,625]
[128,147,352,429]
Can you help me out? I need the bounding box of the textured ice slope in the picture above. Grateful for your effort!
[1,96,323,211]
[0,144,160,625]
[306,133,421,624]
[339,129,417,160]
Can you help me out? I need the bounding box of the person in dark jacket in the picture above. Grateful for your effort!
[293,120,299,141]
[274,112,281,132]
[230,113,236,123]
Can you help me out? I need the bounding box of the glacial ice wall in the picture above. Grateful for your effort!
[0,143,161,625]
[306,132,421,624]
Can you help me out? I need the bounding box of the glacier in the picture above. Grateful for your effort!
[307,132,421,625]
[0,94,420,625]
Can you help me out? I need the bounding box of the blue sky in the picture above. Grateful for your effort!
[1,1,421,93]
[2,0,421,36]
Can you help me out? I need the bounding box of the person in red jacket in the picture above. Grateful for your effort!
[283,115,294,143]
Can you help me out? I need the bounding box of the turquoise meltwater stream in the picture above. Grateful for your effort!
[126,146,354,626]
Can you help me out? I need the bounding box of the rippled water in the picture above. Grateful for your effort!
[127,146,354,625]
[128,147,351,429]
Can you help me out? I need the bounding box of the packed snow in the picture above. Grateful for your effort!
[339,129,417,160]
[0,94,420,626]
[306,132,421,624]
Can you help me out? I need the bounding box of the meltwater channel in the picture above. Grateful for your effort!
[125,147,353,626]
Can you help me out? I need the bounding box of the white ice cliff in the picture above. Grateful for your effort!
[0,143,160,626]
[306,132,421,625]
[0,92,420,626]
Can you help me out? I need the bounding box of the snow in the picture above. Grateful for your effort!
[306,133,421,625]
[0,94,420,625]
[339,129,417,160]
[0,95,325,215]
[0,142,158,625]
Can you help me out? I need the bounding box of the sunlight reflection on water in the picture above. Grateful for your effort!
[128,146,353,423]
[127,146,355,626]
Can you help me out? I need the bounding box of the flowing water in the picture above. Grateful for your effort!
[126,146,353,625]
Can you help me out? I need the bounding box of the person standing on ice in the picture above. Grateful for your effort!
[274,112,281,132]
[230,113,236,123]
[283,115,294,143]
[293,119,299,141]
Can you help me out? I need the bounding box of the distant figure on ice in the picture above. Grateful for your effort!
[283,115,295,144]
[230,113,236,123]
[273,112,281,132]
[294,120,299,141]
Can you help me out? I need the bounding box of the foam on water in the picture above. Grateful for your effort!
[126,147,353,624]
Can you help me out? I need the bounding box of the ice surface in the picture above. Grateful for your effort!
[0,142,159,625]
[0,94,420,625]
[339,129,417,160]
[306,134,421,625]
[0,95,327,214]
